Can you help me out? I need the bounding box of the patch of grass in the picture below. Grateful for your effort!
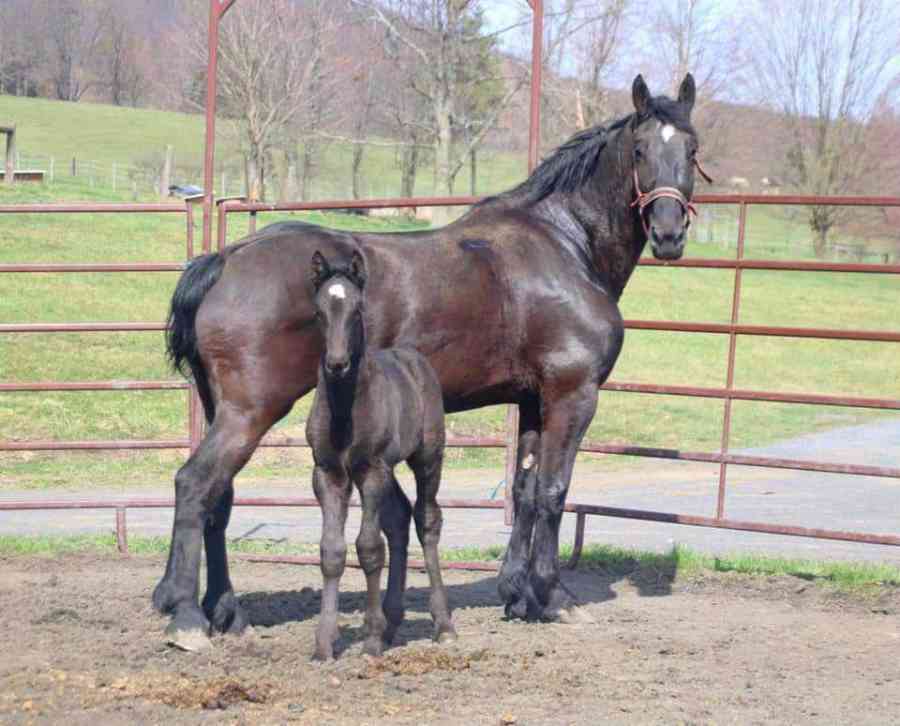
[2,534,897,594]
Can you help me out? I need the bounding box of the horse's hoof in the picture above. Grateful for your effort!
[551,605,596,625]
[434,624,458,644]
[151,578,178,615]
[165,624,213,652]
[311,647,334,662]
[204,590,250,635]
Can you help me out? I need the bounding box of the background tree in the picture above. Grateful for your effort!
[747,0,900,256]
[356,0,527,221]
[41,0,105,102]
[174,0,342,200]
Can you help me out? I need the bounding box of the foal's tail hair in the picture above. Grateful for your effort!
[166,252,226,383]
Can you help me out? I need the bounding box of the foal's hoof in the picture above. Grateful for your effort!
[504,596,530,621]
[363,637,385,657]
[434,624,458,644]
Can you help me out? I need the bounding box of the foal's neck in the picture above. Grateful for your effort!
[319,346,371,446]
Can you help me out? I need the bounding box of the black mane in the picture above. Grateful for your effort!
[504,95,695,205]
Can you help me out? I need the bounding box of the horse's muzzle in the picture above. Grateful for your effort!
[650,226,685,260]
[325,357,351,379]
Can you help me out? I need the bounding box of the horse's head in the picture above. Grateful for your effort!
[630,73,699,261]
[310,249,367,380]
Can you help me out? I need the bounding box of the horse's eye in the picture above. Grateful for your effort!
[634,146,644,160]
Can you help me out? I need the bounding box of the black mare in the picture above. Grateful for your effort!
[306,249,453,660]
[153,74,704,649]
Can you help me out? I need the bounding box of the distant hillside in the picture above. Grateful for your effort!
[0,95,528,201]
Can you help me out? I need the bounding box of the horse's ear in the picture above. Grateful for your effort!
[310,250,330,288]
[678,73,696,112]
[632,74,651,117]
[349,249,366,288]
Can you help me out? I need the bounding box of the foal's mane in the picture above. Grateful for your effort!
[499,95,696,206]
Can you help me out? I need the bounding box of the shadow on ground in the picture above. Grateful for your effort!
[238,547,681,651]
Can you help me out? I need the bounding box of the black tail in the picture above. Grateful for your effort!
[166,252,226,379]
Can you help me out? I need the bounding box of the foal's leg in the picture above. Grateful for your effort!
[497,398,543,619]
[313,466,352,661]
[152,407,269,650]
[528,384,599,622]
[379,474,412,645]
[355,464,389,656]
[409,447,455,642]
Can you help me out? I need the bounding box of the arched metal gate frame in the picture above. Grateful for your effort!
[2,0,900,566]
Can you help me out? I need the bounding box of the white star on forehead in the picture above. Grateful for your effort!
[327,283,346,299]
[661,124,675,143]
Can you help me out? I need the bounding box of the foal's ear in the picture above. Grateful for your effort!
[632,74,651,117]
[678,73,696,112]
[349,249,366,288]
[310,250,330,288]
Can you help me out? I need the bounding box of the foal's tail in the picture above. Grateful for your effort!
[166,252,226,420]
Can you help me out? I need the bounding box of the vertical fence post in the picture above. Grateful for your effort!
[716,202,748,519]
[71,156,77,177]
[115,507,129,554]
[3,125,15,186]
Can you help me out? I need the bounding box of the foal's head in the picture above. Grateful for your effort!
[310,249,367,380]
[629,73,699,260]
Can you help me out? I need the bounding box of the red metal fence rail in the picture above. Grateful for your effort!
[3,192,898,565]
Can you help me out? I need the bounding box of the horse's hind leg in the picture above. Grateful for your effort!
[152,407,271,650]
[497,397,542,619]
[409,446,455,642]
[380,473,412,645]
[201,486,248,634]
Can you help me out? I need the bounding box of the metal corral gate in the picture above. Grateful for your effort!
[2,0,900,566]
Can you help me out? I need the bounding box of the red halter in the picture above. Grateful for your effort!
[630,159,713,236]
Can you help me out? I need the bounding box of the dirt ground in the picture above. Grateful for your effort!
[1,553,898,725]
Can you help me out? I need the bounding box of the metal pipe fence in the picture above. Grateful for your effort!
[4,192,896,565]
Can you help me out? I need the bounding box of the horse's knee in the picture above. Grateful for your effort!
[535,478,567,519]
[355,530,385,575]
[320,532,347,579]
[414,502,443,545]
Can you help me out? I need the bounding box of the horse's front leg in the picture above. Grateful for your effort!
[497,399,542,619]
[529,383,599,623]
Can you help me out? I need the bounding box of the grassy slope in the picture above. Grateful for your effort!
[1,97,898,489]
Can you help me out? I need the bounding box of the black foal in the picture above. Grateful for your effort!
[306,249,455,660]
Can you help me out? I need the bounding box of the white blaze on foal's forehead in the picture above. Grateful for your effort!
[661,124,676,143]
[327,282,346,299]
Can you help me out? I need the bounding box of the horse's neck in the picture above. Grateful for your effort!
[557,133,646,300]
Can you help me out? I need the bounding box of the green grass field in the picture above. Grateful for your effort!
[1,97,898,491]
